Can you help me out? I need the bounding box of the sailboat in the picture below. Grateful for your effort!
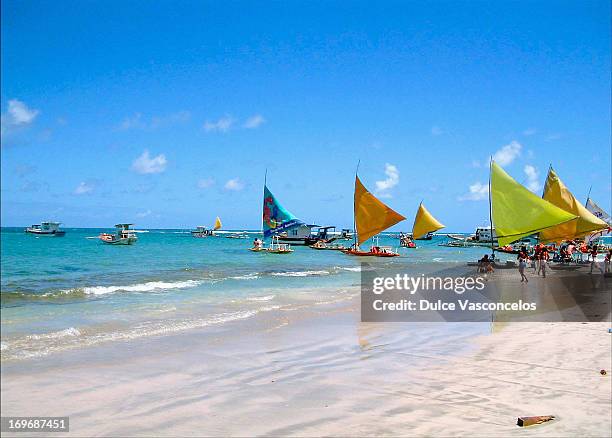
[214,216,222,231]
[191,216,222,238]
[249,183,300,254]
[343,174,405,257]
[538,167,608,243]
[489,161,578,247]
[411,202,445,242]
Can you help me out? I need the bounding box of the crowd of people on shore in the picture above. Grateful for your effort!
[477,241,612,281]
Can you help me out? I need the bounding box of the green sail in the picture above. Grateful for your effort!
[490,161,577,246]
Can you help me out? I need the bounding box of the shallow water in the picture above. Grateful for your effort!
[1,228,488,360]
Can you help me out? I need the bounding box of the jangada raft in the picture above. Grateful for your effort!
[249,236,293,254]
[342,174,404,257]
[99,224,138,245]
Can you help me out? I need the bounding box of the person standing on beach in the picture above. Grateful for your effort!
[539,246,550,278]
[589,245,601,274]
[533,244,542,274]
[589,245,605,275]
[605,249,611,273]
[517,247,529,282]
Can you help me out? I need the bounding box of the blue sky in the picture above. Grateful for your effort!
[1,0,610,230]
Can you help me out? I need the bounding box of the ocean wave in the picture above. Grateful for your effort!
[334,266,361,272]
[63,280,203,296]
[27,327,81,341]
[271,270,330,277]
[3,305,282,361]
[230,273,260,280]
[246,295,275,302]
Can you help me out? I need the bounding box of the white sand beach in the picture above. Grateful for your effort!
[2,272,610,437]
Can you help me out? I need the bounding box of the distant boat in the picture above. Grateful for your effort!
[25,221,65,236]
[191,226,213,238]
[191,216,222,237]
[99,224,138,245]
[343,173,404,257]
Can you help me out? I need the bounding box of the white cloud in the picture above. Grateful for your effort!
[204,115,234,133]
[151,111,191,129]
[1,99,40,135]
[431,126,442,136]
[523,128,537,136]
[119,113,144,130]
[8,99,39,125]
[224,178,244,191]
[493,140,522,166]
[244,114,266,129]
[119,111,191,130]
[375,163,400,198]
[74,181,94,195]
[524,164,541,193]
[458,182,489,201]
[136,209,152,218]
[131,150,167,174]
[197,178,215,189]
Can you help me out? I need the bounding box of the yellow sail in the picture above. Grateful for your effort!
[491,161,577,246]
[539,168,608,243]
[412,202,445,239]
[214,216,222,230]
[354,176,405,245]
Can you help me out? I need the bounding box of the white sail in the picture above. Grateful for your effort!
[586,198,610,224]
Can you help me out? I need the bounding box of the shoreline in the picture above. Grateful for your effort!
[2,269,611,436]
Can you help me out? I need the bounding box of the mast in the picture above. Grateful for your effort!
[488,157,494,256]
[585,185,592,207]
[353,160,360,248]
[262,168,267,238]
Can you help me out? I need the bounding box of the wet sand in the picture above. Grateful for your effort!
[1,271,611,437]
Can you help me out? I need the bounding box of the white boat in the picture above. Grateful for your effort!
[25,221,66,236]
[99,224,138,245]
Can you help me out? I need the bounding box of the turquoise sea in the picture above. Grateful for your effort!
[1,228,489,361]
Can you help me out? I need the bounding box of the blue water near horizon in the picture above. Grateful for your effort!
[1,227,491,361]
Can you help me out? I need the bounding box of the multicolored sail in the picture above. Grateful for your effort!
[263,185,304,238]
[490,161,577,246]
[214,216,222,230]
[412,202,445,239]
[354,176,405,245]
[539,168,608,243]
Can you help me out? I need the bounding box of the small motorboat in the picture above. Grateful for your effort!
[99,224,138,245]
[25,221,66,236]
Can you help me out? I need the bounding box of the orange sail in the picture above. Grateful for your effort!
[354,176,406,245]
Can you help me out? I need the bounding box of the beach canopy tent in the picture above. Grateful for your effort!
[412,202,445,239]
[538,168,608,243]
[490,161,578,247]
[354,176,405,245]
